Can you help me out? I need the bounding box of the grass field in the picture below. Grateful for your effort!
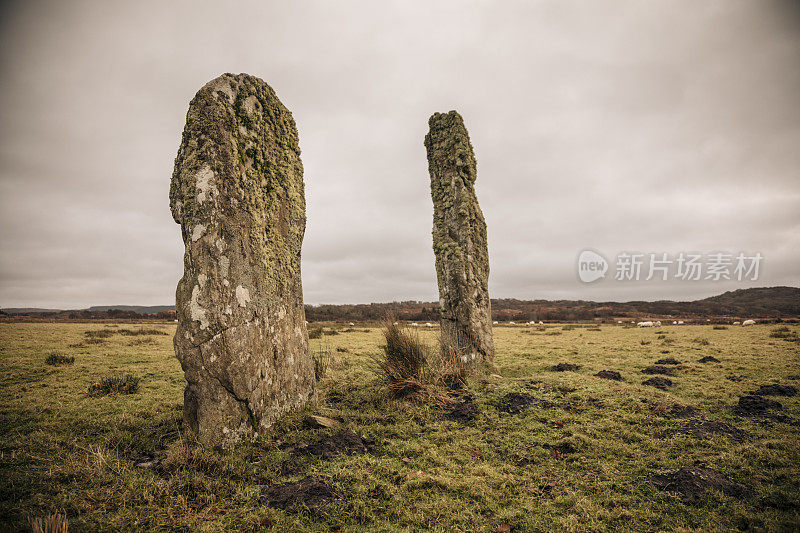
[0,321,798,531]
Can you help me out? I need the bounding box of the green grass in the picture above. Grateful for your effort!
[0,322,798,531]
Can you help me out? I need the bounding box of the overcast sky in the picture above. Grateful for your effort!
[1,0,798,309]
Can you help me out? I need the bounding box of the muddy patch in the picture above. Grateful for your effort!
[294,429,380,459]
[643,377,673,390]
[498,392,534,414]
[651,464,751,502]
[655,357,681,365]
[261,476,341,514]
[595,370,623,381]
[734,395,782,417]
[552,363,581,372]
[444,400,481,424]
[642,365,676,376]
[699,356,720,363]
[675,419,748,442]
[752,384,797,397]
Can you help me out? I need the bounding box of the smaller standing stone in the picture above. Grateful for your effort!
[425,110,494,363]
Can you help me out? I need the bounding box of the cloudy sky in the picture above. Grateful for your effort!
[1,0,798,309]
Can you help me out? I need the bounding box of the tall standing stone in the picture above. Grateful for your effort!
[170,73,314,447]
[425,110,494,363]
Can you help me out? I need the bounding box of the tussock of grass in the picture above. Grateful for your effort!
[88,374,140,396]
[313,344,332,380]
[29,512,68,533]
[117,328,168,336]
[376,323,428,399]
[45,353,74,366]
[375,322,472,402]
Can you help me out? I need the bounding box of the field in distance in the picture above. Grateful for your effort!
[0,322,798,531]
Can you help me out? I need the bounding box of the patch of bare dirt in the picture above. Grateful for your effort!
[552,363,580,372]
[734,395,782,416]
[655,357,681,365]
[294,429,380,459]
[444,400,481,424]
[643,377,673,389]
[752,384,797,397]
[498,392,534,414]
[642,365,676,376]
[595,370,623,381]
[651,464,751,502]
[642,376,674,390]
[261,476,340,514]
[699,356,720,363]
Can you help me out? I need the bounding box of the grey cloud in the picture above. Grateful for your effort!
[1,0,798,308]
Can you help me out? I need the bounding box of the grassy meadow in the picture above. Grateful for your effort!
[0,321,798,531]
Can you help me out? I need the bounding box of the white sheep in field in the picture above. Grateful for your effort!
[654,321,662,327]
[672,321,677,325]
[509,321,515,325]
[617,320,623,324]
[528,321,536,325]
[492,321,498,325]
[637,321,654,327]
[742,319,756,326]
[349,322,355,326]
[538,321,544,325]
[425,322,434,327]
[411,322,419,327]
[733,321,740,325]
[678,320,684,325]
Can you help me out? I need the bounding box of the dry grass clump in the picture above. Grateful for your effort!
[313,344,332,380]
[45,353,74,366]
[117,328,168,336]
[377,322,428,399]
[375,322,471,402]
[88,375,140,396]
[29,512,68,533]
[84,329,115,339]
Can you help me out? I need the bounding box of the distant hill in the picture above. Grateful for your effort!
[2,286,798,321]
[697,287,800,316]
[305,286,800,322]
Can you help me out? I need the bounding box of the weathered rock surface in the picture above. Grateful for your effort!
[170,73,314,447]
[425,111,494,363]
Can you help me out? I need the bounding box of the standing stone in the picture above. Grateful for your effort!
[425,111,494,363]
[170,73,314,447]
